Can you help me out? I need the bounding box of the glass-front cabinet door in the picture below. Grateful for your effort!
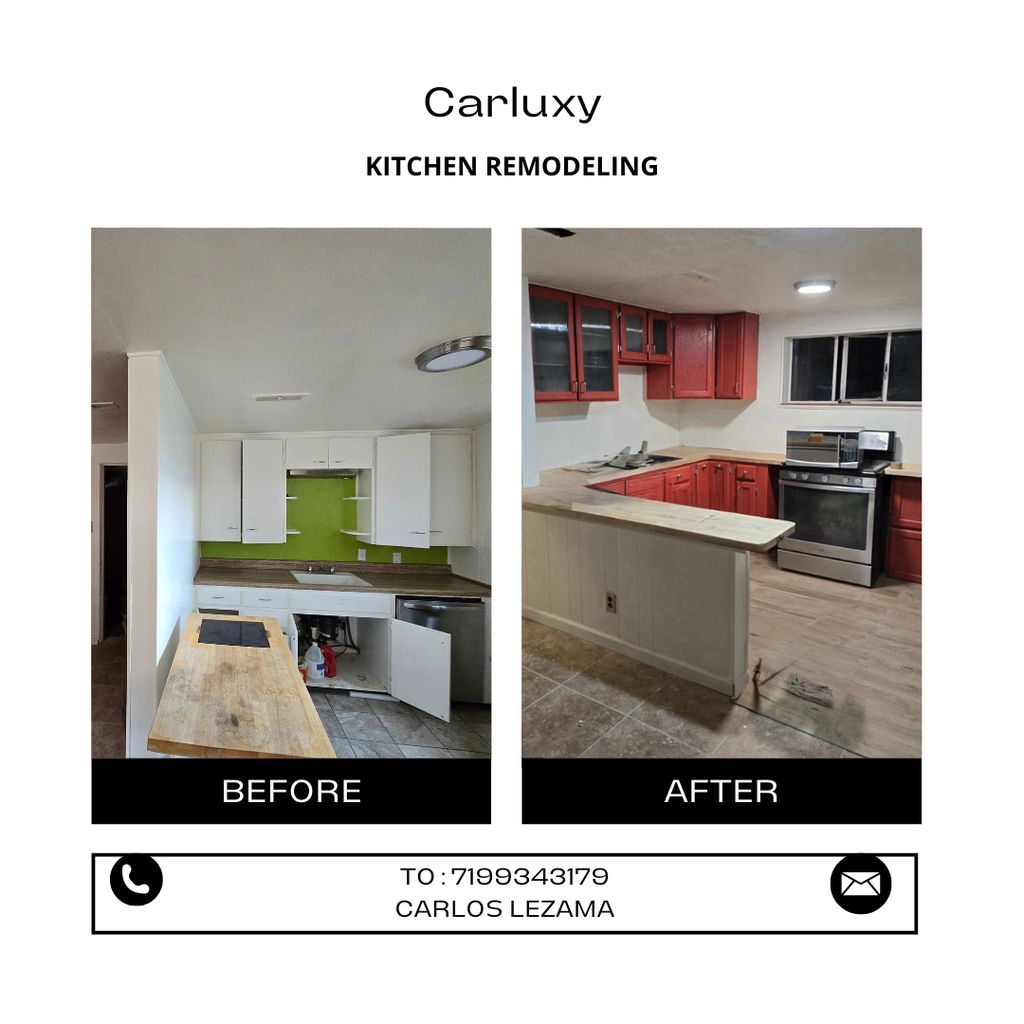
[574,295,619,400]
[618,304,648,364]
[647,310,672,364]
[529,285,579,402]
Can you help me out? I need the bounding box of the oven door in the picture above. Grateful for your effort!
[778,480,876,564]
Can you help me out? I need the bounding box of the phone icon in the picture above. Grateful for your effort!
[109,855,163,906]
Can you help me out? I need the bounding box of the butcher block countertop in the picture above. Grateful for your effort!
[195,560,491,598]
[524,446,795,553]
[885,463,922,478]
[148,613,335,759]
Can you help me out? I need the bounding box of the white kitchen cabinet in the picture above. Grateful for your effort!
[373,432,431,547]
[429,433,474,546]
[388,617,452,720]
[199,440,242,541]
[285,438,329,470]
[329,436,374,469]
[241,439,286,543]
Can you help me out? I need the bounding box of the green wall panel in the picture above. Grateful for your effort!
[199,476,448,564]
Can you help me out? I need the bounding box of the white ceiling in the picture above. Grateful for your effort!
[92,229,491,435]
[523,228,921,315]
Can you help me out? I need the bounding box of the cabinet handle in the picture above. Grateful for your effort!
[258,597,272,602]
[580,380,587,393]
[244,527,257,531]
[430,530,442,533]
[314,459,326,464]
[226,526,239,531]
[409,530,427,535]
[211,596,224,600]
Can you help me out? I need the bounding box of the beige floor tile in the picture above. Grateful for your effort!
[581,718,704,758]
[523,667,558,708]
[713,708,846,758]
[350,740,403,758]
[381,716,445,748]
[522,686,623,758]
[565,651,671,715]
[522,630,608,684]
[629,680,744,755]
[422,718,490,753]
[522,618,555,648]
[400,745,453,758]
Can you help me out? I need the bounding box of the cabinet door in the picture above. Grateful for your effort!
[694,461,712,507]
[666,476,695,506]
[574,295,619,400]
[389,617,451,722]
[374,432,431,547]
[887,526,922,583]
[647,310,672,364]
[329,436,374,470]
[624,471,665,501]
[241,439,286,543]
[529,285,578,402]
[715,312,759,399]
[617,305,649,364]
[199,440,241,541]
[890,477,922,530]
[285,438,329,470]
[708,462,736,512]
[735,479,758,516]
[675,314,716,398]
[429,433,474,546]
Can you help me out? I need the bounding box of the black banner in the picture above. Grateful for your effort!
[92,758,490,824]
[522,758,921,824]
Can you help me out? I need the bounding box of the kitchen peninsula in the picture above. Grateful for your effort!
[523,445,796,699]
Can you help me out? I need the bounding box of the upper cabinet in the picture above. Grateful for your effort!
[200,440,242,541]
[241,439,286,543]
[529,285,578,402]
[329,436,373,470]
[429,434,475,547]
[573,295,619,400]
[714,312,759,399]
[617,305,649,364]
[646,310,673,364]
[285,437,329,470]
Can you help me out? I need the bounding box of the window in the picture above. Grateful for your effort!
[786,329,921,404]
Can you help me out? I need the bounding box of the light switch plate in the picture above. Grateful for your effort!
[392,552,402,564]
[357,548,366,561]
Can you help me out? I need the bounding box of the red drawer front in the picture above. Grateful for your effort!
[665,465,694,486]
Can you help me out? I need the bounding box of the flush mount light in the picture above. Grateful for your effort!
[415,335,491,372]
[794,279,836,295]
[252,392,310,402]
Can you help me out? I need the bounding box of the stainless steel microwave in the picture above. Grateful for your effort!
[785,428,863,469]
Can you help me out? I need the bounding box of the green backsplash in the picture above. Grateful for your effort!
[200,476,448,564]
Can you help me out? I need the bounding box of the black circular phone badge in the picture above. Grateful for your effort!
[830,854,891,914]
[110,855,163,906]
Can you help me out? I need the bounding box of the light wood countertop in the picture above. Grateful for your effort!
[524,446,795,553]
[885,463,922,478]
[148,613,336,759]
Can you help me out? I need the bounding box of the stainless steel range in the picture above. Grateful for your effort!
[777,429,895,586]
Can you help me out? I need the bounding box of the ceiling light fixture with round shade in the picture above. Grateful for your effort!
[415,335,491,372]
[794,279,836,295]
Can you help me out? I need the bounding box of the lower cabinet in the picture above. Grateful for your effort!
[886,477,922,582]
[665,465,695,505]
[732,463,777,518]
[624,471,666,501]
[707,461,736,512]
[591,478,626,494]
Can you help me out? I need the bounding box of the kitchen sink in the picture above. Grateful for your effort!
[290,571,372,587]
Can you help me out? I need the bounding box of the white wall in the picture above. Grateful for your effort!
[676,302,922,464]
[91,442,129,644]
[126,352,199,758]
[534,367,683,471]
[449,421,491,585]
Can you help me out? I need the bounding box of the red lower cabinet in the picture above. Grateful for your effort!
[665,465,695,505]
[591,478,626,494]
[731,463,777,518]
[693,461,711,507]
[707,461,736,512]
[624,470,666,501]
[886,477,922,582]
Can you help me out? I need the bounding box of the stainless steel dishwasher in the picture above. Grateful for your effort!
[396,597,487,704]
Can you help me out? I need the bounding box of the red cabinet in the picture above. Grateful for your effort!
[624,471,666,501]
[529,285,618,402]
[665,465,695,505]
[693,460,712,508]
[714,312,759,399]
[646,310,673,364]
[731,463,777,518]
[886,477,922,582]
[617,305,649,364]
[590,478,626,494]
[646,314,715,399]
[707,461,736,512]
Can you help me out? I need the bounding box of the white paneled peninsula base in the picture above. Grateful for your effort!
[522,454,795,699]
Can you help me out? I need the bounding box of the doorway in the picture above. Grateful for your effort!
[93,464,127,757]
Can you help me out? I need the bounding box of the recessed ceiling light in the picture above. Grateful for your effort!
[252,392,310,402]
[794,279,836,295]
[416,335,491,373]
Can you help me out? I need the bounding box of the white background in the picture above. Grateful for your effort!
[4,0,1020,1020]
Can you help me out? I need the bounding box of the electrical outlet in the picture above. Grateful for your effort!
[357,548,367,561]
[606,591,617,613]
[392,552,402,564]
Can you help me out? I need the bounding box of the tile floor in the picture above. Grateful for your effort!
[311,689,491,759]
[523,630,855,760]
[92,635,127,757]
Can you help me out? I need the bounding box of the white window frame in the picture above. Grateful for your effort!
[783,328,921,407]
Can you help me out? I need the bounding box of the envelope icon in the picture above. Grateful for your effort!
[841,871,881,896]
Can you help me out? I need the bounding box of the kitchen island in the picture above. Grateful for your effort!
[148,612,335,758]
[523,445,796,698]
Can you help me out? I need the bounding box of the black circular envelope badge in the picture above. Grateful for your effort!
[110,855,163,907]
[830,854,891,914]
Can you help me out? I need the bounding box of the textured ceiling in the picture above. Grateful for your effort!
[523,228,921,315]
[92,228,491,434]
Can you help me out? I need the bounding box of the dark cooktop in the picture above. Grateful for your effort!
[198,619,269,648]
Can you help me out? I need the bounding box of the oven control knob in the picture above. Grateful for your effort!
[820,474,830,483]
[800,473,809,481]
[841,476,849,484]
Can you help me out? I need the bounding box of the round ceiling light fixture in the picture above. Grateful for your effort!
[794,279,836,295]
[415,335,491,372]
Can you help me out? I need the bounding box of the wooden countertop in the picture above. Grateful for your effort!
[148,613,335,759]
[195,562,491,598]
[885,463,922,478]
[524,446,795,553]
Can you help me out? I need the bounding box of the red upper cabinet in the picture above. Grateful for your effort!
[617,305,649,365]
[714,312,759,399]
[646,310,673,364]
[573,295,619,401]
[529,285,579,402]
[646,314,715,399]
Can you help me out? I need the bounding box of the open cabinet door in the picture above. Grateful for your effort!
[389,618,451,722]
